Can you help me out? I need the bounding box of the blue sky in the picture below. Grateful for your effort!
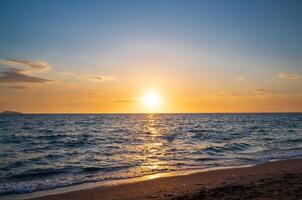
[1,0,301,63]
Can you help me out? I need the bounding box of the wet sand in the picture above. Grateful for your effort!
[26,158,302,200]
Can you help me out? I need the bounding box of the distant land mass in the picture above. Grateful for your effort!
[0,111,23,115]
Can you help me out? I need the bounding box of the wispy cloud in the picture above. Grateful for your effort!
[255,89,266,94]
[0,59,52,83]
[277,72,300,80]
[8,85,32,90]
[87,75,103,81]
[113,99,136,103]
[0,68,52,83]
[80,74,117,82]
[0,59,50,74]
[236,77,246,81]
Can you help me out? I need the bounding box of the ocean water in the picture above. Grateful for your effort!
[0,113,302,196]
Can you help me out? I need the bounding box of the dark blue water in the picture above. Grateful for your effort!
[0,113,302,196]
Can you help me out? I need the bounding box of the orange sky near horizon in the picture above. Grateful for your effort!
[0,65,301,113]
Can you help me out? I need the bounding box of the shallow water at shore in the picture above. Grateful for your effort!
[1,113,302,196]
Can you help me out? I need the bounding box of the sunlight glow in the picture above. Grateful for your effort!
[143,91,160,108]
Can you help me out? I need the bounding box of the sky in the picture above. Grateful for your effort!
[0,0,301,113]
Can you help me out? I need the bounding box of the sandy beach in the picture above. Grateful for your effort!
[19,158,302,200]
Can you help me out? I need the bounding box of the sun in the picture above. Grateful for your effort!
[143,91,160,107]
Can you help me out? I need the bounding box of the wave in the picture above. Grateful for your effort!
[0,113,302,196]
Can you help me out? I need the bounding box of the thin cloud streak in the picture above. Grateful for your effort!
[113,99,136,103]
[278,72,300,80]
[236,77,246,81]
[80,74,117,82]
[8,85,32,90]
[255,89,266,94]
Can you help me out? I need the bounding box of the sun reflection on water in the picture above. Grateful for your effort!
[138,114,169,173]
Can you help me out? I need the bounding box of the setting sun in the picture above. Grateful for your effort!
[143,91,161,108]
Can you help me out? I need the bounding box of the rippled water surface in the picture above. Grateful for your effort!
[0,113,302,195]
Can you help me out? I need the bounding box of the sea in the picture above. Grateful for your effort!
[0,113,302,197]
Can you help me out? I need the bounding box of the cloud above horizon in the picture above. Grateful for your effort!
[255,88,266,94]
[236,77,246,81]
[80,74,117,82]
[278,72,300,80]
[8,85,32,90]
[0,59,50,74]
[0,68,52,83]
[113,99,135,103]
[0,59,52,83]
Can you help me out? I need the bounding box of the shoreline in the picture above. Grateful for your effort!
[4,158,302,200]
[2,165,253,200]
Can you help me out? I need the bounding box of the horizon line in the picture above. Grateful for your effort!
[1,111,302,115]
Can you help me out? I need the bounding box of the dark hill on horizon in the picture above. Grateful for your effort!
[0,111,23,115]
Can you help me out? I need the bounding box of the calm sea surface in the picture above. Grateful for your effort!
[0,113,302,196]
